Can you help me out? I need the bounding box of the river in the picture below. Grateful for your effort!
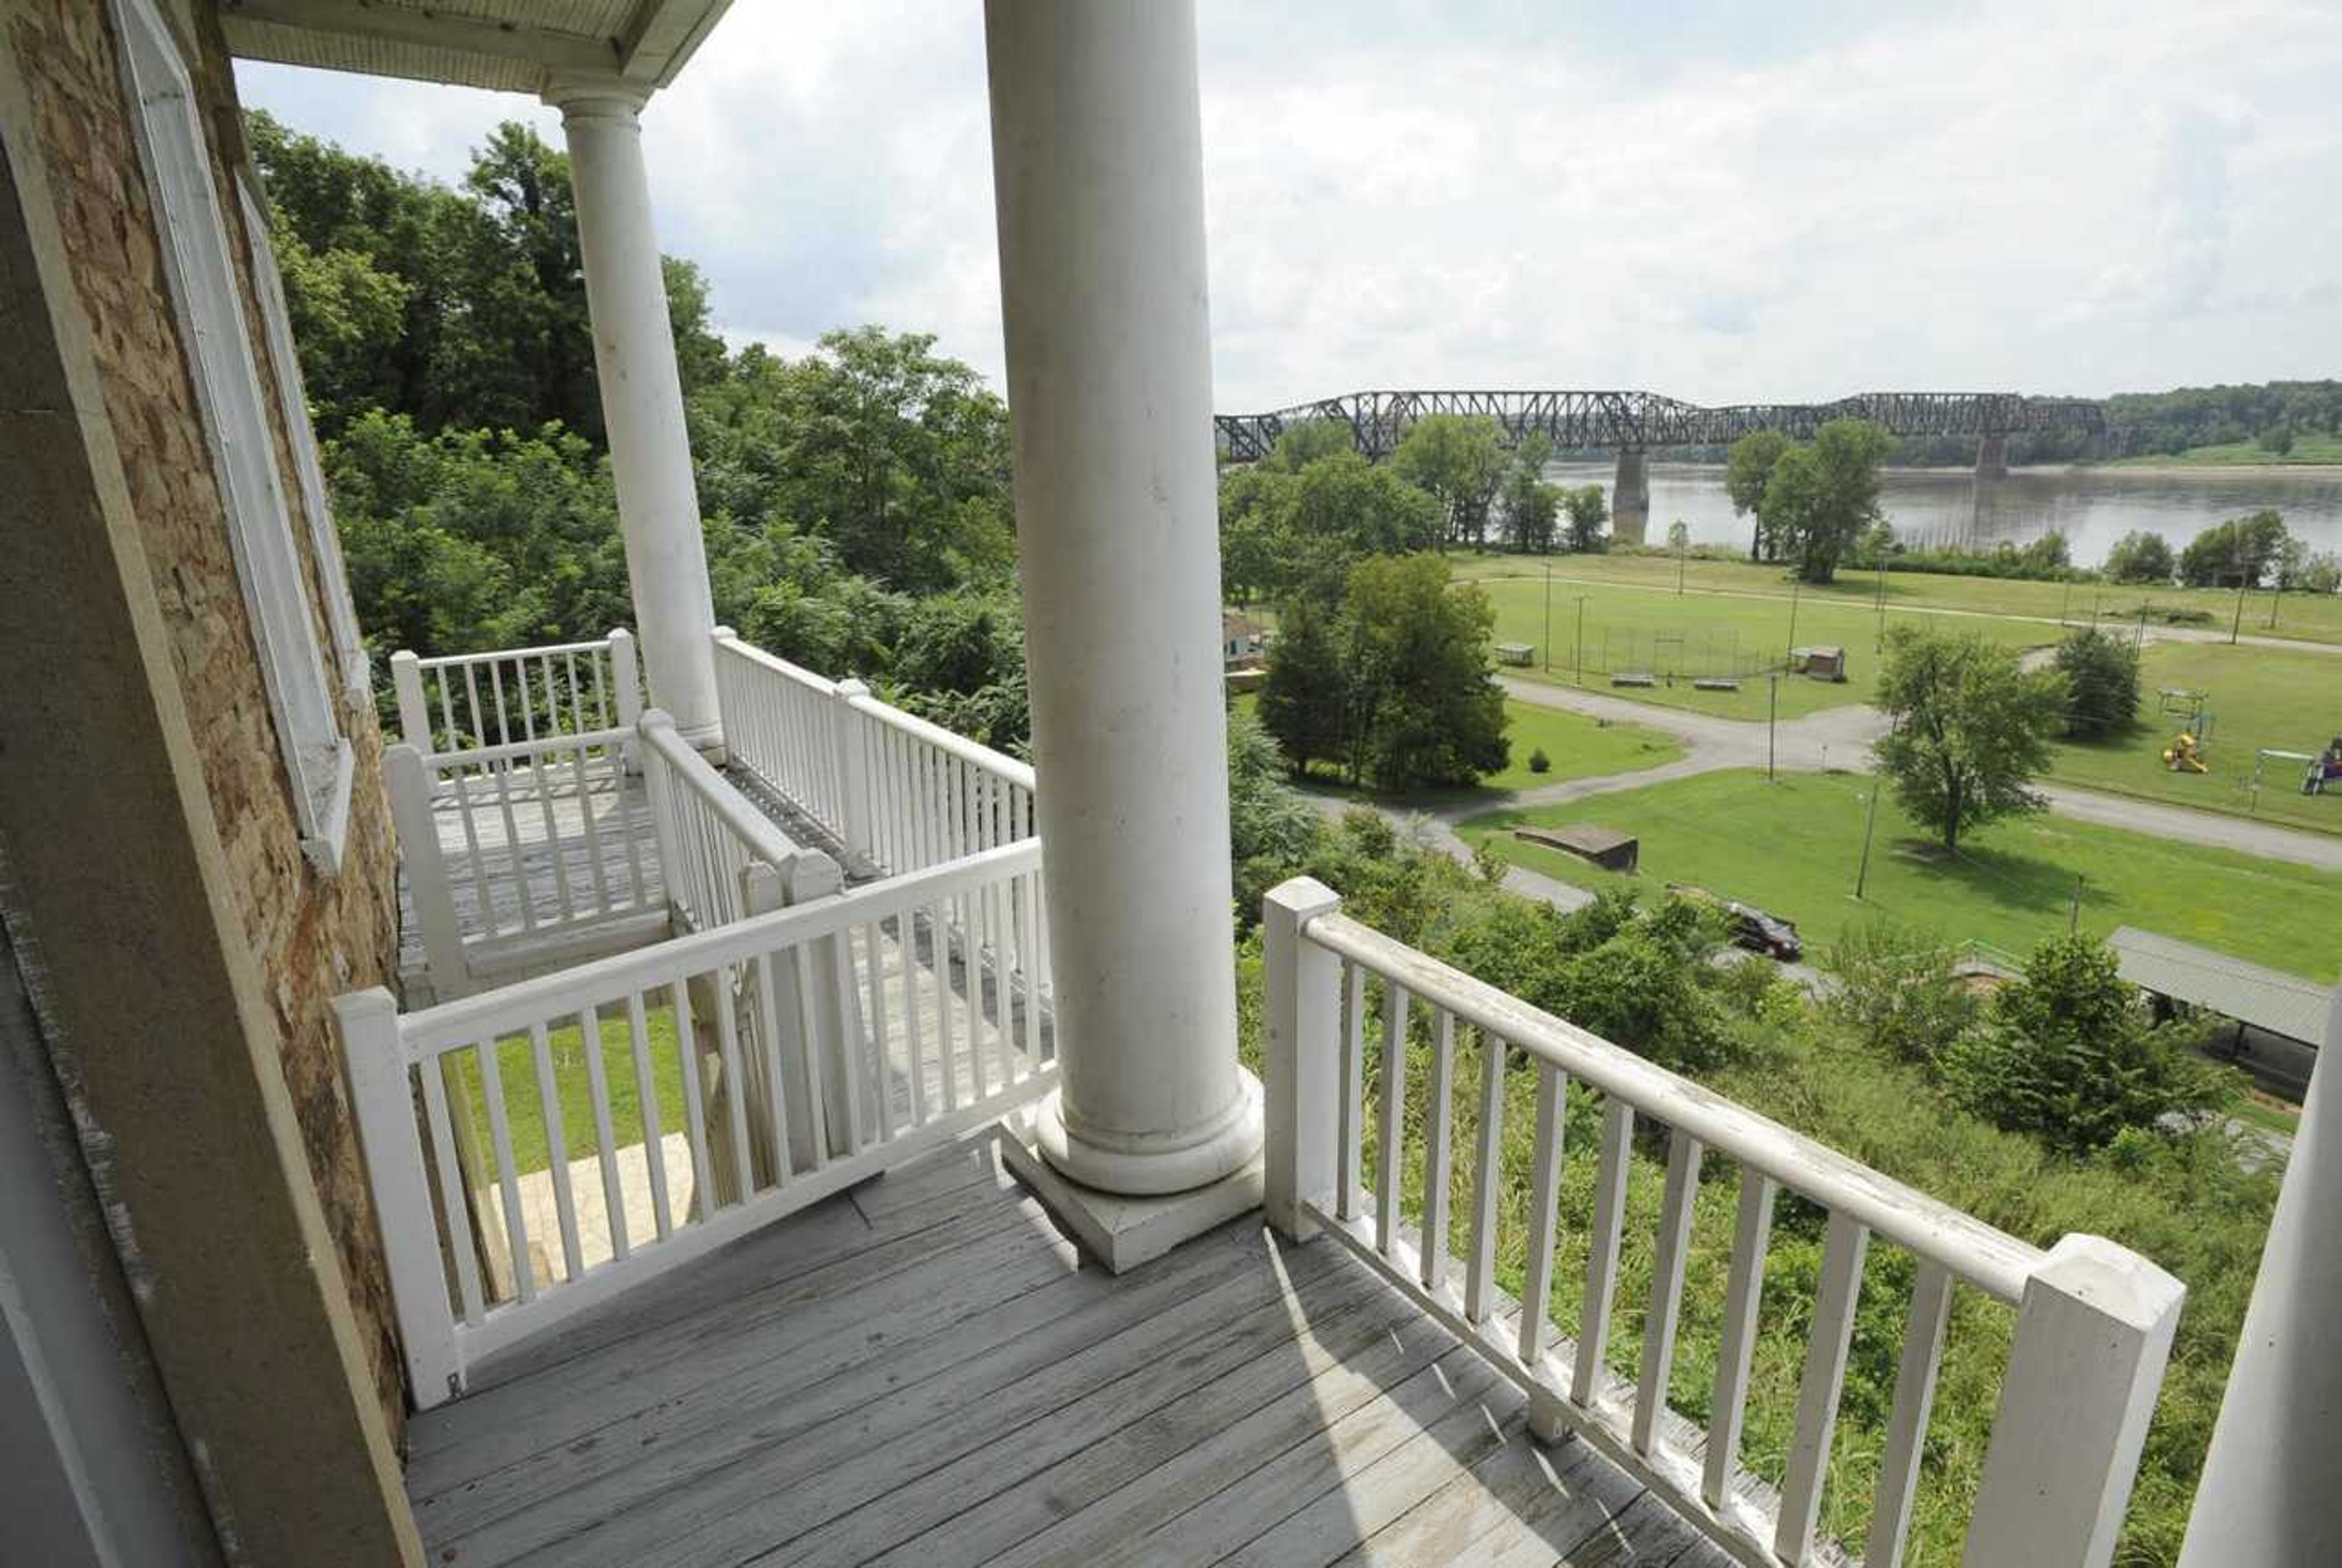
[1542,462,2342,568]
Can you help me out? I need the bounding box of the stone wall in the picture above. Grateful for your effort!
[7,0,405,1431]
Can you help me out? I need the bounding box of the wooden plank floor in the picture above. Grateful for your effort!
[406,1136,1733,1568]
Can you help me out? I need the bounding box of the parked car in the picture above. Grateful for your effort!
[1664,883,1804,961]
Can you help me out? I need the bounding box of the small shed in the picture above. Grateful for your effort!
[1789,645,1847,682]
[1223,611,1267,665]
[1514,824,1639,874]
[1494,642,1534,667]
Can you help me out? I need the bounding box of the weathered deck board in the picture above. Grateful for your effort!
[406,1136,1736,1568]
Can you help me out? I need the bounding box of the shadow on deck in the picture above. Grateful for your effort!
[404,1134,1733,1568]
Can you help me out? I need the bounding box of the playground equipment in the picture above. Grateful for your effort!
[2298,738,2342,795]
[2164,731,2208,773]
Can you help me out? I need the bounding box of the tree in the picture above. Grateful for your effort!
[1756,419,1891,584]
[1561,485,1608,553]
[1939,936,2227,1155]
[1227,709,1320,915]
[2178,509,2290,588]
[2258,421,2294,456]
[1666,519,1691,553]
[1216,449,1439,607]
[1873,625,2065,851]
[2103,530,2174,585]
[1392,415,1506,550]
[1259,554,1508,790]
[2052,626,2141,740]
[1724,430,1791,560]
[1499,434,1560,554]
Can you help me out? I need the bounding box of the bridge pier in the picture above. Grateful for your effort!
[1975,432,2010,481]
[1611,446,1650,545]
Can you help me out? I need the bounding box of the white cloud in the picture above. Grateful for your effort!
[238,0,2342,409]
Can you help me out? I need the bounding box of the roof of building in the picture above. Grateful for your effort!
[2108,926,2332,1046]
[221,0,732,98]
[1223,611,1265,637]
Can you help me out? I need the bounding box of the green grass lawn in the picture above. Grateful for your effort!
[1470,571,2052,721]
[2047,640,2342,837]
[1459,768,2342,978]
[1233,693,1686,799]
[443,998,692,1176]
[1455,550,2342,649]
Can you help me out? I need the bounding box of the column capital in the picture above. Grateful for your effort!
[543,76,650,124]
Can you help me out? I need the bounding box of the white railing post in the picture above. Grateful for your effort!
[1263,876,1343,1241]
[784,850,864,1158]
[1964,1234,2185,1568]
[638,708,684,926]
[833,679,872,862]
[391,649,431,751]
[334,987,462,1408]
[609,628,642,771]
[384,743,466,1003]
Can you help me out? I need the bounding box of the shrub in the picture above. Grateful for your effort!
[1938,935,2232,1155]
[2104,530,2174,585]
[1528,746,1552,775]
[2052,626,2143,740]
[1823,922,1979,1066]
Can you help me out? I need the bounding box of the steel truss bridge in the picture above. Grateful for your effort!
[1212,389,2108,464]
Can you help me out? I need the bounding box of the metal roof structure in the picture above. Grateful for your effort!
[220,0,732,97]
[2109,926,2333,1047]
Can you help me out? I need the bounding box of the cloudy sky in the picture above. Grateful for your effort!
[237,0,2342,413]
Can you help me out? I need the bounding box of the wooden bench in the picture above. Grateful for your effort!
[1611,672,1656,689]
[1693,678,1741,692]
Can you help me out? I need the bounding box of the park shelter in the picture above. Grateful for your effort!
[2109,926,2330,1047]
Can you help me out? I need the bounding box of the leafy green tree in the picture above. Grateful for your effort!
[2052,626,2142,740]
[1499,434,1559,553]
[1227,709,1320,916]
[1824,923,1979,1067]
[1256,596,1351,778]
[1940,936,2227,1155]
[1724,430,1791,560]
[1217,450,1439,606]
[2178,509,2290,588]
[1561,485,1608,553]
[1392,414,1506,550]
[1874,625,2065,851]
[1261,420,1357,471]
[2103,530,2174,585]
[2258,421,2294,456]
[1757,419,1891,584]
[1259,555,1508,790]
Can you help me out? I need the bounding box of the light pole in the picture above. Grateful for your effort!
[1574,596,1588,689]
[1767,673,1778,782]
[1855,768,1884,898]
[1785,574,1803,665]
[1542,548,1552,673]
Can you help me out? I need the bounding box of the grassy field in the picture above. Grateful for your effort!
[1470,571,2053,721]
[1234,693,1686,797]
[1459,768,2342,978]
[1453,550,2342,649]
[2047,640,2342,837]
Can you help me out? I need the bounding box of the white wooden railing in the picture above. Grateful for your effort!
[1261,877,2183,1568]
[637,707,822,936]
[340,841,1056,1406]
[390,630,642,755]
[712,629,1039,879]
[389,728,661,1001]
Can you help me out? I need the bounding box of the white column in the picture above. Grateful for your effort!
[2177,988,2342,1567]
[984,0,1260,1198]
[549,85,721,751]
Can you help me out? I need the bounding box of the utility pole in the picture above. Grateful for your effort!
[1767,674,1778,782]
[1676,527,1688,596]
[1854,766,1885,898]
[1785,575,1803,664]
[1574,596,1587,689]
[2059,574,2072,625]
[2231,574,2248,645]
[1541,550,1552,673]
[2069,873,2085,934]
[1874,548,1889,652]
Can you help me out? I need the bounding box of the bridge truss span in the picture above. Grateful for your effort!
[1213,388,2108,464]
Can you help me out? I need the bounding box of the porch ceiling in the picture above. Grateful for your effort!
[218,0,732,97]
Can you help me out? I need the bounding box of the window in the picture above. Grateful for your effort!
[238,176,369,701]
[115,0,353,873]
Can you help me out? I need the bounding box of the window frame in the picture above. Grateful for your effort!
[236,173,371,703]
[114,0,353,874]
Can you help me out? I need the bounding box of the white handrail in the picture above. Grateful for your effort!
[391,630,641,756]
[639,710,803,870]
[337,836,1055,1403]
[1306,908,2043,1301]
[1260,876,2182,1568]
[418,637,617,666]
[846,689,1037,794]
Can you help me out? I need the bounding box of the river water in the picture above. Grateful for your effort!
[1544,462,2342,568]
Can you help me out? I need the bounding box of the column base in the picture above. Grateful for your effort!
[1000,1083,1266,1273]
[674,718,726,764]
